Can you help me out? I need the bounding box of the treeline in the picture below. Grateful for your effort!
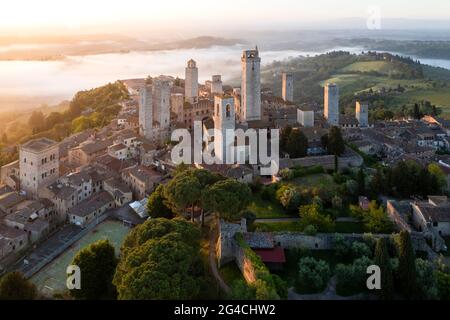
[369,160,445,199]
[23,81,128,144]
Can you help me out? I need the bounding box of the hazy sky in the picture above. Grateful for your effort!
[1,0,449,36]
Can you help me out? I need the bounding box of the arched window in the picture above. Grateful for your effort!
[226,104,231,118]
[216,104,219,115]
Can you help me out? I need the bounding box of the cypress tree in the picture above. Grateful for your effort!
[396,231,418,299]
[374,238,394,300]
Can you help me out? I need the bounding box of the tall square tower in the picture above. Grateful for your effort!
[213,95,235,163]
[324,83,339,126]
[241,47,261,122]
[211,75,223,95]
[282,72,294,102]
[185,59,199,104]
[152,79,171,130]
[356,101,369,127]
[139,85,153,138]
[19,138,59,199]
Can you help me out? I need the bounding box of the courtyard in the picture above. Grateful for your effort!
[30,220,130,297]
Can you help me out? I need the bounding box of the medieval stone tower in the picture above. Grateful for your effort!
[138,78,171,143]
[356,101,369,127]
[324,83,339,126]
[152,79,171,130]
[213,95,235,163]
[139,84,153,138]
[211,75,223,95]
[282,72,294,102]
[185,59,199,104]
[241,47,261,122]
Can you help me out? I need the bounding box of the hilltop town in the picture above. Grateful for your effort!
[0,46,449,300]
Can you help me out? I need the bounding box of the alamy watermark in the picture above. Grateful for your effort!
[66,265,81,290]
[367,265,381,290]
[170,121,280,175]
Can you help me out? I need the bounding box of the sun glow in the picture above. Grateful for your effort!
[1,0,449,36]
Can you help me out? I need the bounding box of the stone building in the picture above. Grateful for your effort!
[19,138,59,199]
[185,59,199,104]
[356,101,369,127]
[68,191,115,227]
[170,93,184,120]
[213,95,236,163]
[282,72,294,102]
[138,79,171,144]
[0,224,28,260]
[240,47,261,122]
[139,84,153,138]
[324,83,339,126]
[412,197,450,236]
[297,108,314,128]
[68,139,111,168]
[121,165,163,200]
[211,75,223,95]
[182,99,214,130]
[0,160,20,191]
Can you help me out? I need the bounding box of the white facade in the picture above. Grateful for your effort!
[324,83,339,126]
[297,109,314,128]
[211,75,223,95]
[185,59,199,104]
[241,48,261,122]
[282,72,294,102]
[356,101,369,127]
[213,95,235,163]
[19,138,59,199]
[139,85,153,138]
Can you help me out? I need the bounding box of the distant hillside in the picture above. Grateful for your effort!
[263,51,450,119]
[332,38,450,60]
[0,35,246,61]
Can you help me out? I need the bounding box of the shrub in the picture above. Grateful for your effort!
[296,257,331,293]
[351,241,372,259]
[335,256,373,296]
[303,225,318,236]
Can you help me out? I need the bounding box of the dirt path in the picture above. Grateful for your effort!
[209,225,230,294]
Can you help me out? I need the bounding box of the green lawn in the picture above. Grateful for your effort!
[219,262,243,286]
[335,221,365,234]
[247,194,289,219]
[291,173,337,189]
[340,61,396,75]
[392,88,450,118]
[253,221,304,232]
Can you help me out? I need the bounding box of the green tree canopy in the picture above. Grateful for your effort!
[146,185,174,219]
[0,272,37,300]
[71,239,118,300]
[113,218,204,300]
[203,179,252,221]
[324,126,345,156]
[296,257,331,293]
[298,204,335,232]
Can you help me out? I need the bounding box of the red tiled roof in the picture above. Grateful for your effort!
[253,247,286,264]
